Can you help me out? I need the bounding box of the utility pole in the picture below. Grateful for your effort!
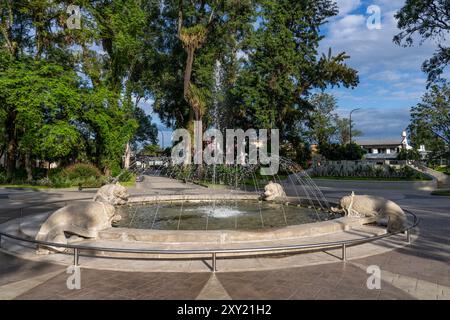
[349,108,361,144]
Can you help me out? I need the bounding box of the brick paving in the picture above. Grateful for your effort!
[0,185,449,300]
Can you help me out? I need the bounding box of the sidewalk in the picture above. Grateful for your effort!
[0,181,449,300]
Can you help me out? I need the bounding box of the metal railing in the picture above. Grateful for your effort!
[0,199,419,273]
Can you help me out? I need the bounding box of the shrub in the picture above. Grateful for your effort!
[60,163,102,180]
[318,143,366,161]
[397,149,420,161]
[12,168,28,182]
[49,163,105,187]
[117,170,135,183]
[35,177,54,187]
[0,169,6,184]
[32,167,48,180]
[310,162,430,180]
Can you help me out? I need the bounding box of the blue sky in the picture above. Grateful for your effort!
[320,0,448,140]
[145,0,448,146]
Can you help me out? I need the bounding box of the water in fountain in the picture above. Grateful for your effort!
[119,155,332,231]
[211,60,223,188]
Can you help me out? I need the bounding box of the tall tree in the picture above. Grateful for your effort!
[409,83,450,164]
[132,107,158,148]
[0,0,81,179]
[77,0,153,172]
[394,0,449,85]
[0,0,155,177]
[306,93,339,145]
[335,117,362,145]
[232,0,358,138]
[150,0,253,131]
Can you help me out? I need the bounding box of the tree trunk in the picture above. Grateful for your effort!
[25,153,33,182]
[95,134,103,168]
[184,48,195,97]
[6,141,16,181]
[5,111,17,181]
[123,142,131,170]
[184,47,197,137]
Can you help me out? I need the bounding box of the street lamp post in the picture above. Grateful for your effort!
[349,108,361,144]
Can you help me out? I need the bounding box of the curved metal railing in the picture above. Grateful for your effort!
[0,198,419,272]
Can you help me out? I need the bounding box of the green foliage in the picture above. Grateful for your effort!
[311,163,430,180]
[409,83,450,165]
[0,0,364,180]
[0,59,82,160]
[397,149,421,161]
[335,117,362,145]
[0,168,7,184]
[303,93,363,146]
[81,87,138,172]
[59,164,102,181]
[47,164,105,188]
[140,144,163,156]
[132,108,158,148]
[433,166,450,175]
[409,83,450,144]
[231,1,358,137]
[306,93,338,145]
[394,0,449,85]
[280,139,312,168]
[0,0,158,179]
[318,143,366,161]
[116,170,137,186]
[431,189,450,196]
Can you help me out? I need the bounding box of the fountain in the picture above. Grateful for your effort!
[118,156,333,233]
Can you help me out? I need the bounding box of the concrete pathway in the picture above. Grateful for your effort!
[0,178,449,300]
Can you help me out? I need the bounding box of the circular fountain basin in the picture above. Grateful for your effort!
[114,200,331,231]
[93,194,376,246]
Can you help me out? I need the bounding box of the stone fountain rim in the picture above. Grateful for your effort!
[93,194,373,245]
[14,194,374,246]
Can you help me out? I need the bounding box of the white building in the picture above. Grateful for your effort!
[356,131,426,161]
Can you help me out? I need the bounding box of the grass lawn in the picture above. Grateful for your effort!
[431,189,450,196]
[433,167,450,175]
[120,180,136,188]
[0,178,137,190]
[0,184,53,190]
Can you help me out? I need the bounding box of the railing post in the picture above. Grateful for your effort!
[406,230,411,244]
[74,248,79,266]
[212,252,217,273]
[342,244,347,262]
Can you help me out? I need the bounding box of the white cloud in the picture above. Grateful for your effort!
[335,0,362,17]
[338,107,412,139]
[325,1,446,139]
[322,8,436,72]
[369,70,402,81]
[372,0,407,12]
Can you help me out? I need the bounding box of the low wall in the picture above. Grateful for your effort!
[410,165,450,188]
[311,178,437,191]
[98,216,374,245]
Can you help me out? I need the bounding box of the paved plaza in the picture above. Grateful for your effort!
[0,179,449,300]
